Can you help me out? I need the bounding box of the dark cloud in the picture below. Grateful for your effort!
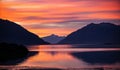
[52,10,120,15]
[23,16,78,20]
[57,19,120,24]
[23,16,41,20]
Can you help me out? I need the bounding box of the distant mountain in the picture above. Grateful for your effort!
[0,19,49,45]
[59,22,120,44]
[42,34,65,44]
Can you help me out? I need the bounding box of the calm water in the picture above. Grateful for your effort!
[1,44,120,69]
[18,44,120,68]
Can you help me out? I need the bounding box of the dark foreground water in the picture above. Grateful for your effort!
[0,44,120,70]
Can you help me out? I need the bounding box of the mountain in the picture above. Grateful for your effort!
[59,22,120,44]
[0,19,49,45]
[42,34,65,44]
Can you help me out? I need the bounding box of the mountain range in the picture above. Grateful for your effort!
[1,19,120,45]
[0,19,49,45]
[59,22,120,44]
[42,34,65,44]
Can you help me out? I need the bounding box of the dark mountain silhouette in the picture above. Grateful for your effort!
[0,19,49,45]
[59,22,120,44]
[0,43,28,64]
[0,42,38,65]
[42,34,65,44]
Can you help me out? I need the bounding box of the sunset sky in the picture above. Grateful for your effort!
[0,0,120,37]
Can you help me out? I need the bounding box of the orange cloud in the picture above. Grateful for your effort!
[0,0,120,37]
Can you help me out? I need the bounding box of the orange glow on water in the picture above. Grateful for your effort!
[18,45,120,68]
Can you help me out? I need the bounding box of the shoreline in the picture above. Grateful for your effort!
[0,66,120,70]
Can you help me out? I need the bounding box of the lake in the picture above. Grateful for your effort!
[0,44,120,70]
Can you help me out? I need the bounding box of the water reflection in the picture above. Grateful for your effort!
[0,51,38,65]
[19,51,120,68]
[1,45,120,68]
[71,44,120,48]
[19,51,85,68]
[72,51,120,64]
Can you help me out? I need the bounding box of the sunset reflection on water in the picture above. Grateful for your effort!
[18,45,120,68]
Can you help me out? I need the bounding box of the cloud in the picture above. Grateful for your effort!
[57,19,120,24]
[23,16,78,20]
[2,0,44,3]
[51,10,120,16]
[24,23,64,29]
[23,18,120,30]
[1,0,120,37]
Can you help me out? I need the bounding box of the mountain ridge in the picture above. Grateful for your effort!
[0,19,49,45]
[58,22,120,44]
[42,34,65,44]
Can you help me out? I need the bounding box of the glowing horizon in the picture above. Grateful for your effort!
[0,0,120,37]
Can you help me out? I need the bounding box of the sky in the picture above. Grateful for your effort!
[0,0,120,37]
